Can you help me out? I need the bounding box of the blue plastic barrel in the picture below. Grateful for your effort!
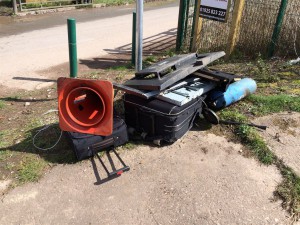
[207,78,257,109]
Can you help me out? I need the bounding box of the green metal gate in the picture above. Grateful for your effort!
[176,0,198,52]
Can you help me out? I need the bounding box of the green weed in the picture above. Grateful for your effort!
[5,162,15,171]
[247,95,300,116]
[237,125,275,165]
[110,65,131,71]
[115,72,126,82]
[164,49,176,57]
[23,1,73,9]
[122,142,137,150]
[0,100,4,109]
[219,109,247,123]
[0,129,19,150]
[292,80,300,85]
[93,0,134,6]
[0,150,13,161]
[17,156,47,184]
[251,54,279,82]
[275,163,300,218]
[88,71,101,79]
[143,55,158,67]
[219,109,274,165]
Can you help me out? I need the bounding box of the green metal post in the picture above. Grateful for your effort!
[268,0,288,57]
[183,0,190,44]
[176,0,187,51]
[12,0,17,14]
[189,0,199,52]
[131,11,136,66]
[67,18,78,78]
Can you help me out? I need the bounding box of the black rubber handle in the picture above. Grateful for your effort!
[219,120,267,130]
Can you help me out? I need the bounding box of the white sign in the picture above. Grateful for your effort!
[200,0,230,22]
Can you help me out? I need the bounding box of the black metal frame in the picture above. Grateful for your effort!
[91,148,130,185]
[124,51,225,91]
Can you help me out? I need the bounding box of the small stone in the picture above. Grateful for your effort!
[47,95,51,98]
[8,118,12,121]
[24,102,30,106]
[238,149,243,153]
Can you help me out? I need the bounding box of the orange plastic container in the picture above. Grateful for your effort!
[57,77,113,136]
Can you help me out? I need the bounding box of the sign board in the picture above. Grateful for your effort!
[199,0,230,22]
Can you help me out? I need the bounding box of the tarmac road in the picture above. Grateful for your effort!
[0,1,179,90]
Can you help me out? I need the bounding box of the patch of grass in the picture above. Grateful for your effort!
[143,55,158,67]
[292,80,300,85]
[0,1,13,16]
[250,54,280,82]
[0,130,8,148]
[30,125,61,150]
[93,0,134,6]
[278,71,298,78]
[23,1,73,9]
[275,162,300,218]
[164,49,176,57]
[26,118,44,131]
[88,71,101,79]
[110,64,132,71]
[5,161,15,171]
[0,129,20,150]
[115,72,126,82]
[0,100,4,109]
[107,64,133,82]
[17,156,48,184]
[0,150,13,161]
[122,142,137,150]
[247,94,300,116]
[236,125,275,165]
[219,109,247,123]
[257,83,270,88]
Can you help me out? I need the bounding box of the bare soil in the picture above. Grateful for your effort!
[0,132,289,225]
[254,112,300,176]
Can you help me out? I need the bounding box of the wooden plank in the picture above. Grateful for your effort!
[191,0,202,52]
[226,0,245,58]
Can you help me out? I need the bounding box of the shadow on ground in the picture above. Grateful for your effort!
[79,28,177,70]
[0,97,55,103]
[0,123,131,185]
[12,77,57,83]
[0,124,76,164]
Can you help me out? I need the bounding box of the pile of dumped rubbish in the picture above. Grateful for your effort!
[56,51,257,179]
